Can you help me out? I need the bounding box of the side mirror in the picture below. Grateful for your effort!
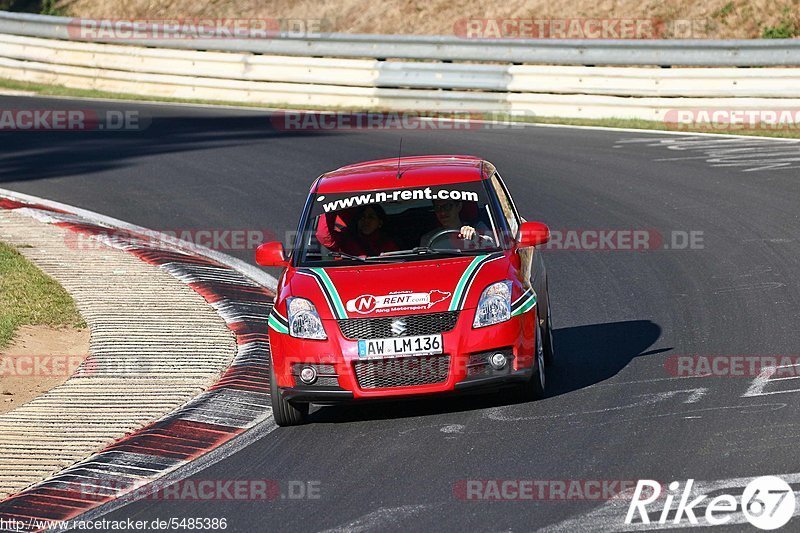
[255,242,288,267]
[517,221,550,248]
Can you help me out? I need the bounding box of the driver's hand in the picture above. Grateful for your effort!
[459,225,477,241]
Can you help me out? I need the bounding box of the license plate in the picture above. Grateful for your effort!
[358,334,443,358]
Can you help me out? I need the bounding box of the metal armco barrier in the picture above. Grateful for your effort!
[0,11,799,120]
[1,11,800,66]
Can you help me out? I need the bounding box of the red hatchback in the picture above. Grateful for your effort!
[257,155,555,425]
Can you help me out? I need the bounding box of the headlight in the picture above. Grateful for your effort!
[473,281,512,328]
[287,297,327,340]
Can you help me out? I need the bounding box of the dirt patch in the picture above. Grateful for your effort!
[0,325,90,414]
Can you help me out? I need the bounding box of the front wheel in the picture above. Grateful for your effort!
[543,294,555,367]
[270,363,309,426]
[517,319,546,401]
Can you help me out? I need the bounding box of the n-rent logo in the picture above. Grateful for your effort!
[346,291,451,314]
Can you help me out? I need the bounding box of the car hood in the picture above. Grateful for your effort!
[286,252,511,319]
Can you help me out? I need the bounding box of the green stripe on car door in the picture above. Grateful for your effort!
[268,315,289,334]
[310,267,348,319]
[449,255,488,311]
[510,293,537,317]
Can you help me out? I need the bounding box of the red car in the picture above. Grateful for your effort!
[257,155,554,426]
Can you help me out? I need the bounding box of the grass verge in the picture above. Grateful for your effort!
[2,77,800,139]
[0,242,86,349]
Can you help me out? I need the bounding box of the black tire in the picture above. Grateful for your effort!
[517,319,546,402]
[543,291,555,367]
[270,363,309,426]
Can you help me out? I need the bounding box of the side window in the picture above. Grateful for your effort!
[490,173,520,238]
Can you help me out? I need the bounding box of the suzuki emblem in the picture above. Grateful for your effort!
[390,318,407,336]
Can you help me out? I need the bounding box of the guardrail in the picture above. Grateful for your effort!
[1,11,799,67]
[0,11,799,122]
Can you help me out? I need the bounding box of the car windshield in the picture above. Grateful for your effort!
[296,181,504,266]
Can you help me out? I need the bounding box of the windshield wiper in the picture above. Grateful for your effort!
[379,246,464,257]
[329,251,367,261]
[328,251,398,262]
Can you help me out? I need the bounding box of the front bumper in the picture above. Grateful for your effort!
[281,367,533,405]
[271,308,538,403]
[453,367,533,391]
[281,386,355,404]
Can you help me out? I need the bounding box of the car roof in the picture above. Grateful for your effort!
[314,155,492,193]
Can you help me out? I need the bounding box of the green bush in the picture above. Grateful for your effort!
[762,20,798,38]
[714,1,735,19]
[39,0,64,15]
[0,0,65,15]
[762,6,799,38]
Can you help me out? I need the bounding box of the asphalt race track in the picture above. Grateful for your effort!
[2,96,800,531]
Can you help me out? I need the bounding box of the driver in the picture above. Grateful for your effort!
[421,199,494,249]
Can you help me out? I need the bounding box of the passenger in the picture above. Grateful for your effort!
[339,205,399,256]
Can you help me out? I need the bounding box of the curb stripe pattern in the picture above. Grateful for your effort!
[0,196,275,532]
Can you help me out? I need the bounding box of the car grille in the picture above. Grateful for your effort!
[338,311,459,340]
[353,355,450,389]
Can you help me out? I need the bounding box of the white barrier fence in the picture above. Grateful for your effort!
[1,33,799,121]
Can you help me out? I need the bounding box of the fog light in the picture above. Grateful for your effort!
[489,352,507,370]
[299,366,317,385]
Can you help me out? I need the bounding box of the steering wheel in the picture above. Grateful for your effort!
[426,229,470,249]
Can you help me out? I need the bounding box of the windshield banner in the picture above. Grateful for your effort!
[315,184,485,215]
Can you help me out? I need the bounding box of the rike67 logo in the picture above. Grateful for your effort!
[626,476,795,530]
